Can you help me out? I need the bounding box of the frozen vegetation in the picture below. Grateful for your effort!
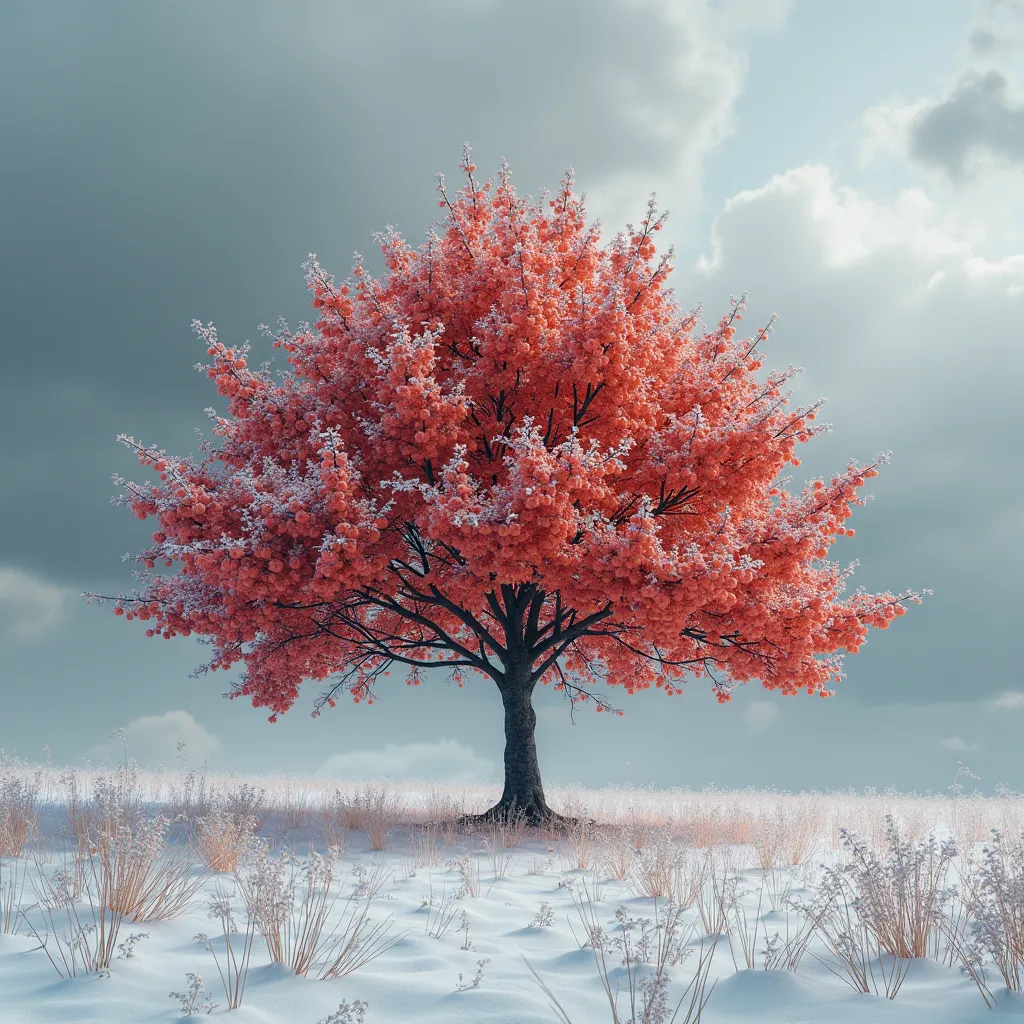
[1,755,1022,1022]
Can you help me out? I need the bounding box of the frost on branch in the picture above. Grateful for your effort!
[88,152,926,723]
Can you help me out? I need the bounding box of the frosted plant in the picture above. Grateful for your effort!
[195,887,256,1009]
[455,957,490,991]
[169,972,217,1016]
[115,932,149,959]
[459,909,474,950]
[530,901,556,927]
[964,828,1024,993]
[317,1001,369,1024]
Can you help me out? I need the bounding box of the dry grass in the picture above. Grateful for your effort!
[0,766,39,858]
[129,837,211,921]
[366,788,403,851]
[198,888,256,1009]
[239,842,406,981]
[563,814,598,871]
[0,856,27,934]
[238,844,336,975]
[409,820,448,868]
[323,820,350,853]
[194,809,257,873]
[529,876,719,1024]
[97,814,171,916]
[840,817,956,959]
[314,881,407,980]
[750,810,785,871]
[627,827,690,901]
[483,809,526,878]
[6,755,1024,1015]
[168,764,213,821]
[327,784,405,850]
[29,843,130,975]
[598,828,637,881]
[225,783,268,833]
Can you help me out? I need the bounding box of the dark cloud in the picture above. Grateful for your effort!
[0,0,767,587]
[3,0,1021,791]
[907,69,1024,178]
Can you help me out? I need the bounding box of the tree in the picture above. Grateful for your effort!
[91,148,926,826]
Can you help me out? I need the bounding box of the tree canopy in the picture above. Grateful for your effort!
[102,150,924,733]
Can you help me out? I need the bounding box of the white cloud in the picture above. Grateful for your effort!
[83,711,221,768]
[858,11,1024,257]
[0,565,69,642]
[941,736,977,752]
[685,159,1024,441]
[742,701,780,734]
[992,690,1024,709]
[536,0,792,236]
[698,164,968,274]
[675,150,1024,713]
[316,739,496,784]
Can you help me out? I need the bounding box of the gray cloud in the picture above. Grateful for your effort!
[681,164,1024,706]
[0,566,68,641]
[4,1,1022,794]
[907,69,1024,179]
[0,0,781,589]
[968,0,1024,55]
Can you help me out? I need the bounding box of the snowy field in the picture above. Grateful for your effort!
[1,759,1022,1024]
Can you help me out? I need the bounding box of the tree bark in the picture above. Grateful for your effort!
[457,661,589,829]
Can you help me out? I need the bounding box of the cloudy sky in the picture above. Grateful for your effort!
[2,0,1021,796]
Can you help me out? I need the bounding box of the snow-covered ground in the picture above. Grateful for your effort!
[0,768,1019,1023]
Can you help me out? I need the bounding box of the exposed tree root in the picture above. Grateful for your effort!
[456,797,595,831]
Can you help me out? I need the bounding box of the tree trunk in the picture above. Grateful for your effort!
[458,662,589,829]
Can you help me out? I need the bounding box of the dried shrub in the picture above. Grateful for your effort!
[529,877,719,1023]
[225,783,267,832]
[238,844,335,975]
[409,820,448,868]
[194,808,257,873]
[790,863,912,998]
[564,812,598,871]
[629,832,683,900]
[962,828,1024,993]
[196,888,255,1009]
[1,856,28,934]
[54,763,209,924]
[239,846,406,981]
[839,817,956,959]
[600,830,637,882]
[0,764,39,858]
[364,785,404,851]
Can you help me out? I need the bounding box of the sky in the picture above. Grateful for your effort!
[1,0,1022,796]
